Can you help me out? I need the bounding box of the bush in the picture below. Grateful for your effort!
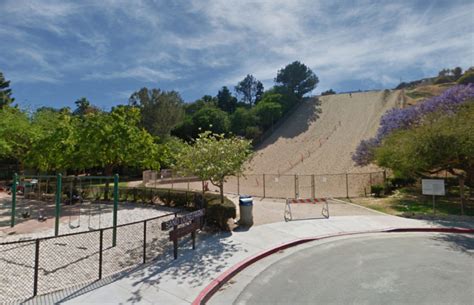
[371,184,384,197]
[434,76,453,84]
[457,72,474,85]
[389,176,416,188]
[245,126,262,140]
[204,193,236,230]
[321,89,336,96]
[86,186,235,230]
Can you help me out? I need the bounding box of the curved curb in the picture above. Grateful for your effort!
[192,227,474,305]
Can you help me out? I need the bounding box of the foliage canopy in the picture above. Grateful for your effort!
[175,132,253,202]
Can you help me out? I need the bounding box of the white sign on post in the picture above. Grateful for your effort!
[422,179,445,214]
[422,179,445,196]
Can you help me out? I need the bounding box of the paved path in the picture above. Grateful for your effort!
[29,214,444,305]
[210,232,474,305]
[227,195,381,226]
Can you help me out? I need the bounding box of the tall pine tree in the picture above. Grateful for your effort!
[0,72,14,109]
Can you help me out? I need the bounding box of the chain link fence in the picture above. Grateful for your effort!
[0,212,178,303]
[148,171,386,199]
[226,171,386,199]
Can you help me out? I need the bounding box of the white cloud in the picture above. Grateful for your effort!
[83,67,180,82]
[1,0,473,100]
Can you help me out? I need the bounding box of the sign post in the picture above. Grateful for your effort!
[422,179,445,214]
[161,209,205,259]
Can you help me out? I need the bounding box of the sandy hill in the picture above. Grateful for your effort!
[247,90,403,175]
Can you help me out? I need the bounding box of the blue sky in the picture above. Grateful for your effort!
[1,0,473,110]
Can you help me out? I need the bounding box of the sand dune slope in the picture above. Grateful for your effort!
[248,90,401,175]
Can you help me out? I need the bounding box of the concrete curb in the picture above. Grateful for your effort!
[192,227,474,305]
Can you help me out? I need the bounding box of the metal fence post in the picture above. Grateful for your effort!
[311,174,315,199]
[10,173,17,227]
[173,212,178,259]
[33,239,40,296]
[294,174,299,198]
[143,220,147,264]
[237,175,240,195]
[383,170,387,183]
[55,173,62,236]
[369,173,373,186]
[99,229,103,280]
[345,173,349,198]
[263,174,266,198]
[112,174,119,247]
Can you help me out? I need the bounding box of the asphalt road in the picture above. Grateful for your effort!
[210,233,474,305]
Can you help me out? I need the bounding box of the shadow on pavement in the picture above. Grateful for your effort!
[124,231,240,304]
[431,233,474,256]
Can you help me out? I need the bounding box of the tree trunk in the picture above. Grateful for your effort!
[459,176,465,215]
[219,181,224,204]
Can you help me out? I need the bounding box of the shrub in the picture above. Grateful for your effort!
[457,72,474,85]
[321,89,336,96]
[389,176,416,188]
[245,126,262,140]
[353,84,474,166]
[434,76,453,84]
[371,184,384,197]
[204,193,236,230]
[87,186,235,230]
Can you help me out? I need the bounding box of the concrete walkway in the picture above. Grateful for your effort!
[28,213,449,305]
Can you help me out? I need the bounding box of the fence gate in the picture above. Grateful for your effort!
[284,198,329,222]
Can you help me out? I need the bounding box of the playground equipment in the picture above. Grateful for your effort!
[87,203,103,230]
[62,175,116,232]
[284,197,330,221]
[11,175,58,226]
[9,174,119,244]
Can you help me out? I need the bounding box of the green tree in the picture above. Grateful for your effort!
[73,97,100,116]
[77,106,160,175]
[275,61,319,98]
[235,74,264,105]
[175,131,253,203]
[184,95,217,115]
[230,107,257,137]
[129,88,185,138]
[0,107,34,167]
[172,117,196,141]
[262,88,298,112]
[453,67,463,80]
[157,137,188,169]
[217,86,237,113]
[457,72,474,85]
[375,103,474,214]
[321,89,336,96]
[0,72,14,109]
[438,68,450,77]
[192,106,230,135]
[255,81,264,104]
[253,99,282,130]
[26,110,78,172]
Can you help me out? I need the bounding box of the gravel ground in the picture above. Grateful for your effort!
[0,203,179,303]
[0,200,177,243]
